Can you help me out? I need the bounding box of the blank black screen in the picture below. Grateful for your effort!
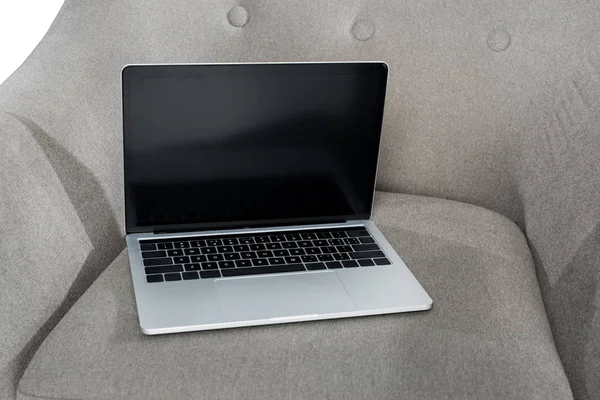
[123,63,388,233]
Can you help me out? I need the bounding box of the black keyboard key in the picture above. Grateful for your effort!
[190,255,208,263]
[143,258,173,267]
[224,253,241,260]
[285,256,301,264]
[206,239,222,246]
[313,240,328,247]
[358,259,375,266]
[234,244,250,252]
[326,261,343,269]
[174,242,190,249]
[305,247,321,255]
[157,243,173,250]
[329,239,344,246]
[249,243,266,251]
[343,238,360,245]
[241,252,257,259]
[289,249,306,256]
[239,238,254,244]
[182,272,199,280]
[342,260,359,268]
[257,250,273,258]
[145,265,183,274]
[316,231,332,239]
[140,243,157,251]
[282,242,298,249]
[219,261,236,269]
[141,250,167,259]
[333,253,350,260]
[322,246,337,254]
[184,248,201,255]
[306,262,327,270]
[269,257,285,265]
[165,273,182,281]
[285,233,301,241]
[222,238,239,245]
[207,254,224,261]
[374,258,392,265]
[255,236,270,243]
[167,249,184,257]
[273,249,290,257]
[298,241,312,248]
[347,229,370,237]
[146,274,164,283]
[317,254,334,262]
[359,237,376,244]
[300,232,317,240]
[265,243,282,250]
[332,231,347,238]
[336,245,353,253]
[174,256,190,264]
[350,251,385,259]
[301,255,318,263]
[200,270,221,279]
[236,260,252,268]
[269,235,286,242]
[190,240,206,247]
[221,264,305,277]
[252,259,269,266]
[217,246,234,253]
[352,244,380,252]
[201,262,219,270]
[184,263,201,271]
[201,246,217,254]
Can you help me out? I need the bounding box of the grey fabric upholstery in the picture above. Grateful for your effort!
[518,50,600,399]
[17,193,572,400]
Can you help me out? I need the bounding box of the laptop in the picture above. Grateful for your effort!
[122,62,432,335]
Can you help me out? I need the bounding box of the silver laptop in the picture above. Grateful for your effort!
[122,62,432,335]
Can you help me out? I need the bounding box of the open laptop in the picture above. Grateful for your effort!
[122,62,432,335]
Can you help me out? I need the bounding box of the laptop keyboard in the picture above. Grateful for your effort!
[138,227,391,283]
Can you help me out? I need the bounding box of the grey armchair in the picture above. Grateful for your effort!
[1,1,599,399]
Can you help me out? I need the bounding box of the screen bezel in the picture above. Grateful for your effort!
[122,62,389,234]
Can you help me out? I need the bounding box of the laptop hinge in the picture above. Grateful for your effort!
[152,219,348,235]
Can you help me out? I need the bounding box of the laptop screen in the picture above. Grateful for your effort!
[122,63,388,233]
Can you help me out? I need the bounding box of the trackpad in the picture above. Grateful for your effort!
[215,272,355,321]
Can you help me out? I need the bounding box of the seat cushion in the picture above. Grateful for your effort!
[17,193,572,400]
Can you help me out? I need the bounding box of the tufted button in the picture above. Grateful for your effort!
[351,19,375,41]
[487,28,511,52]
[228,6,249,27]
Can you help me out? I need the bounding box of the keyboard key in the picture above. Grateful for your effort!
[349,251,385,259]
[146,274,163,283]
[265,243,282,250]
[326,261,343,269]
[268,257,285,265]
[358,259,375,266]
[333,253,350,260]
[206,239,222,246]
[236,260,252,268]
[342,260,359,268]
[317,254,334,262]
[143,258,173,266]
[140,243,156,251]
[200,270,221,279]
[332,231,347,238]
[336,245,353,253]
[241,252,257,259]
[298,241,312,248]
[352,244,380,252]
[343,238,360,245]
[224,253,241,260]
[157,243,173,250]
[145,265,183,274]
[174,242,190,249]
[239,238,254,244]
[217,246,234,253]
[190,255,208,263]
[289,248,306,256]
[201,262,218,270]
[249,243,266,251]
[222,238,239,245]
[207,254,224,261]
[374,258,391,265]
[252,259,269,266]
[316,231,332,239]
[329,239,343,246]
[313,240,328,247]
[167,249,184,257]
[255,236,270,243]
[305,247,321,255]
[200,246,217,255]
[301,255,318,263]
[184,248,201,255]
[306,262,327,270]
[221,264,305,277]
[174,256,190,264]
[285,256,301,264]
[273,249,290,257]
[219,261,236,269]
[184,263,201,271]
[282,242,298,249]
[190,240,206,247]
[233,245,250,252]
[285,233,301,241]
[269,235,286,242]
[300,232,317,240]
[165,273,182,281]
[347,229,370,237]
[257,250,273,258]
[141,250,167,259]
[322,246,337,254]
[359,237,376,244]
[182,272,199,280]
